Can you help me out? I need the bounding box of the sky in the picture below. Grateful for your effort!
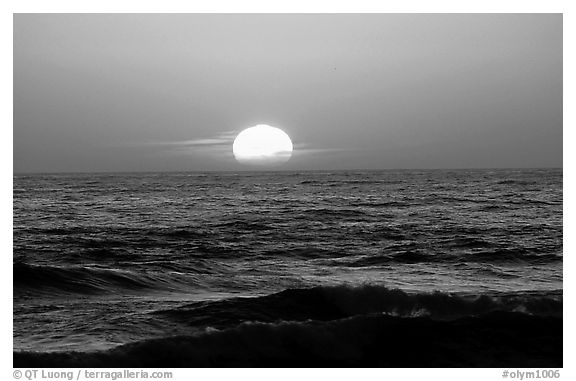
[13,13,562,172]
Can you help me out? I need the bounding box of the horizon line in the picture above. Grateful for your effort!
[12,166,563,176]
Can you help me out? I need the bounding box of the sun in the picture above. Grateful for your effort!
[233,125,293,165]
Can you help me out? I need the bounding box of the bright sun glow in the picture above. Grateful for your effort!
[233,125,293,165]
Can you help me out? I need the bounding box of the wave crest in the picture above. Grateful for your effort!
[13,262,196,295]
[155,285,562,329]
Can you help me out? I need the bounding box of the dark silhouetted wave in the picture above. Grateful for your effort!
[153,285,562,329]
[13,311,562,367]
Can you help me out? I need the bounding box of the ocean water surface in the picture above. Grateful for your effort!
[13,169,563,366]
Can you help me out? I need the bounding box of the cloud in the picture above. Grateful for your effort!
[123,133,356,160]
[154,132,237,148]
[291,143,355,156]
[118,132,236,151]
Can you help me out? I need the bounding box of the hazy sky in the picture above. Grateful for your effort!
[14,14,562,172]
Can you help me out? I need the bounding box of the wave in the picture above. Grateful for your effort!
[345,251,431,266]
[13,262,198,296]
[259,247,347,260]
[346,249,561,266]
[447,237,495,248]
[38,226,210,241]
[302,208,369,218]
[215,220,271,231]
[153,285,562,329]
[496,179,535,185]
[159,228,207,239]
[466,250,562,264]
[354,201,410,208]
[39,227,99,235]
[13,311,562,367]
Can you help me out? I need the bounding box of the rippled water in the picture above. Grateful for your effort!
[13,169,563,361]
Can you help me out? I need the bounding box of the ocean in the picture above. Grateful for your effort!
[13,169,563,367]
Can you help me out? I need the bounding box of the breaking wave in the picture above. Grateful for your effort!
[14,311,562,367]
[154,285,562,327]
